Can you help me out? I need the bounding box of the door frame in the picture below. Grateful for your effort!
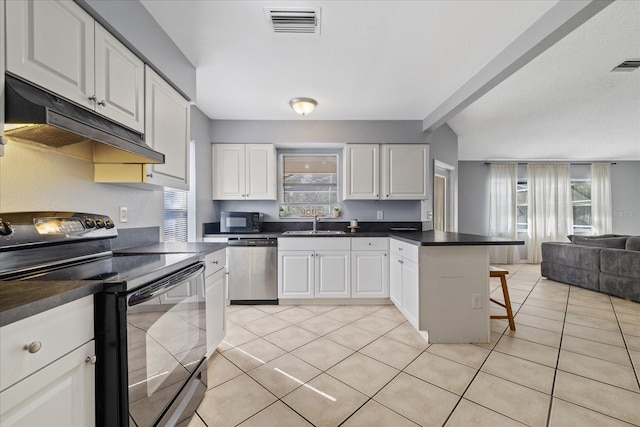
[433,160,458,232]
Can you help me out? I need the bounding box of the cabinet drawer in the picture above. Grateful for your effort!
[0,296,94,392]
[351,237,388,251]
[204,249,226,276]
[278,237,351,251]
[389,238,419,263]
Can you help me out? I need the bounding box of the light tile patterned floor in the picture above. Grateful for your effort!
[189,264,640,427]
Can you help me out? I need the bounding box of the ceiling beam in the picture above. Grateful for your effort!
[422,0,613,132]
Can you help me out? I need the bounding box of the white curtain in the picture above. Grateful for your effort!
[527,163,573,263]
[489,164,519,264]
[591,163,612,235]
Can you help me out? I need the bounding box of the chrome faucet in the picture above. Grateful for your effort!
[312,215,319,232]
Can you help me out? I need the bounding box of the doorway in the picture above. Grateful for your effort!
[433,160,457,232]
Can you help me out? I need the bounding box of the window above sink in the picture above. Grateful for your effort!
[279,153,340,218]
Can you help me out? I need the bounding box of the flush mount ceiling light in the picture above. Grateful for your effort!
[289,97,317,116]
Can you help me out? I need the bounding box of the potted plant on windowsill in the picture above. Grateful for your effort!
[333,207,341,218]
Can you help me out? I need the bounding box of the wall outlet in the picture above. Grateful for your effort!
[377,210,384,220]
[472,294,482,309]
[426,211,433,221]
[119,206,128,223]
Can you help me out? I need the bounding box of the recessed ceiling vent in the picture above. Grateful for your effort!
[264,7,321,35]
[611,59,640,72]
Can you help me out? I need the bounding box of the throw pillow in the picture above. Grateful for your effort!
[572,235,628,249]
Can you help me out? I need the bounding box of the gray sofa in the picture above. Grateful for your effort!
[541,235,640,302]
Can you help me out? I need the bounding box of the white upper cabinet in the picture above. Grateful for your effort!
[343,144,429,200]
[212,144,277,200]
[343,144,379,200]
[94,24,144,132]
[144,66,190,189]
[381,144,430,200]
[6,0,95,109]
[6,0,144,133]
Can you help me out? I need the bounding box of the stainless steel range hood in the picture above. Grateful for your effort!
[4,75,164,164]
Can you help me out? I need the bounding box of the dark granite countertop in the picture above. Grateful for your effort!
[389,231,524,246]
[1,243,227,327]
[204,231,523,245]
[114,242,227,255]
[0,280,104,327]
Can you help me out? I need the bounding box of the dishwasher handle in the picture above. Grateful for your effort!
[227,239,277,247]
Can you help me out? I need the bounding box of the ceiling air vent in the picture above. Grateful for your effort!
[611,59,640,72]
[264,7,321,35]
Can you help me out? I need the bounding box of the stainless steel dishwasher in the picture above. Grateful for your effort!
[227,238,278,304]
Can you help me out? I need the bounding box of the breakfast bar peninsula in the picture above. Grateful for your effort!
[388,231,524,344]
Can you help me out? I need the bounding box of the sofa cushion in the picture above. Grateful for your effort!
[541,242,601,270]
[571,235,628,249]
[626,236,640,251]
[601,248,640,280]
[600,273,640,303]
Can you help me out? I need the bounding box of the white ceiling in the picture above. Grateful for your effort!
[140,0,640,160]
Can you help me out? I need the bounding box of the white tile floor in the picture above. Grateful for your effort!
[189,264,640,427]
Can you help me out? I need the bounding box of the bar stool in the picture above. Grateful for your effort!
[489,266,516,331]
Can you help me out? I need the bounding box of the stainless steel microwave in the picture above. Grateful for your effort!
[220,212,263,233]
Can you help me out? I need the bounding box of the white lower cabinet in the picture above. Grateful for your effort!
[389,239,420,329]
[279,251,314,298]
[351,238,389,298]
[0,296,95,426]
[315,251,350,298]
[278,238,350,299]
[205,249,226,356]
[0,341,95,427]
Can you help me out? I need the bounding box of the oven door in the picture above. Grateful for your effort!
[97,262,207,427]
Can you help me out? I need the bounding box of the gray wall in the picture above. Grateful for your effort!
[191,106,217,239]
[458,161,491,235]
[458,160,640,237]
[210,120,458,224]
[611,161,640,235]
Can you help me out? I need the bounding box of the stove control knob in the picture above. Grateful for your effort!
[84,218,96,228]
[0,220,13,236]
[105,218,115,229]
[95,218,106,229]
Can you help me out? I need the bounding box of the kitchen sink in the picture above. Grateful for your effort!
[282,230,346,235]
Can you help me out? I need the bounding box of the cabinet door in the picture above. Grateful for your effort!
[315,251,350,298]
[6,0,95,110]
[0,341,95,427]
[245,144,277,200]
[278,251,314,298]
[1,0,5,157]
[402,259,420,329]
[206,269,226,356]
[94,24,144,133]
[351,251,389,298]
[212,144,246,199]
[343,144,379,200]
[389,252,403,307]
[145,66,190,189]
[381,144,429,200]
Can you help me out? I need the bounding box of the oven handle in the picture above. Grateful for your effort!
[128,262,205,306]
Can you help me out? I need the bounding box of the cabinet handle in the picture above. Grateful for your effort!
[398,260,404,264]
[147,173,153,178]
[85,355,97,365]
[88,95,97,102]
[24,341,42,353]
[97,100,107,107]
[399,247,403,251]
[211,260,219,265]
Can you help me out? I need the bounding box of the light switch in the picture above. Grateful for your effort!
[119,206,128,223]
